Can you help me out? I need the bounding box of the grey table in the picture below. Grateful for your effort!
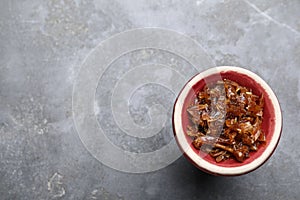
[1,0,299,199]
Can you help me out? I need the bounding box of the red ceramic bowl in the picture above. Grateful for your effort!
[173,66,282,176]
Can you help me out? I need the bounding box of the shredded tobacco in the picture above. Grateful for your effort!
[187,79,265,162]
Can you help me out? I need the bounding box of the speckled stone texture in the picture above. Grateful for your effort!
[0,0,300,199]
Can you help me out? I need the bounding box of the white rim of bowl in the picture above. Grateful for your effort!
[173,66,282,175]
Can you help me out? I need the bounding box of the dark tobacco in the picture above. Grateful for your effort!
[187,79,265,162]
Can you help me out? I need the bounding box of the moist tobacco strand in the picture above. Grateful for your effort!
[187,79,265,162]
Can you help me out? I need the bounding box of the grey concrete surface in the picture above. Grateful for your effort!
[1,0,300,199]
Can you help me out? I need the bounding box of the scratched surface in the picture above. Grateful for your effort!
[0,0,300,199]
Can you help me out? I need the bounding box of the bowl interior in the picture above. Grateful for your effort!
[181,70,276,167]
